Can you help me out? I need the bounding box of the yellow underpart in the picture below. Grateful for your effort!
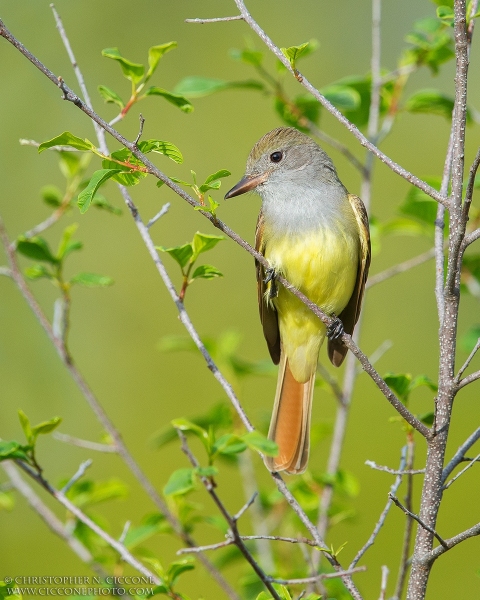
[265,226,358,383]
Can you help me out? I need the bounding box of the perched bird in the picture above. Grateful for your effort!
[225,127,370,474]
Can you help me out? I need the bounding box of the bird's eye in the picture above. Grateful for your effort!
[270,151,283,163]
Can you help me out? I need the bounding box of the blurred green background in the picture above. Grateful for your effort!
[1,0,479,598]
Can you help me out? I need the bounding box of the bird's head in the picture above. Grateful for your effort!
[224,127,342,200]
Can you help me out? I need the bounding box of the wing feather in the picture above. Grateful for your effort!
[255,211,281,364]
[328,194,371,367]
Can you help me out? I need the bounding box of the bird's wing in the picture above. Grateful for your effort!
[255,210,281,365]
[328,194,371,367]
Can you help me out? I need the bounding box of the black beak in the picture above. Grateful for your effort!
[224,173,268,199]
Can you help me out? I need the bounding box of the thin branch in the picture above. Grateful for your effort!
[455,338,480,381]
[428,521,480,561]
[185,16,243,23]
[53,431,117,453]
[365,460,424,476]
[12,460,162,582]
[234,491,258,522]
[10,13,241,597]
[2,462,107,579]
[178,535,320,554]
[61,459,92,494]
[366,248,435,289]
[0,18,430,439]
[350,448,407,569]
[220,0,449,207]
[147,203,170,229]
[19,137,79,152]
[268,567,366,585]
[133,113,145,146]
[378,565,389,600]
[442,427,480,482]
[389,494,448,549]
[457,369,480,388]
[317,362,345,406]
[462,227,480,248]
[50,3,106,148]
[0,216,240,600]
[177,431,282,600]
[0,266,12,277]
[392,436,415,600]
[118,520,131,544]
[443,451,480,490]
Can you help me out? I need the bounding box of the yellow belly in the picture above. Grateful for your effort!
[265,227,358,382]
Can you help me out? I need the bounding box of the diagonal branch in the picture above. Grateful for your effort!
[188,0,449,207]
[350,448,407,569]
[441,427,480,483]
[2,461,107,579]
[11,460,162,582]
[0,17,430,435]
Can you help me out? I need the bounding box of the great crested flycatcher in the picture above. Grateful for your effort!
[225,127,371,474]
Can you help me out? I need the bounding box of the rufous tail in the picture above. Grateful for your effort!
[265,353,315,474]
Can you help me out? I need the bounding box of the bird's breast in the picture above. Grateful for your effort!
[264,222,359,316]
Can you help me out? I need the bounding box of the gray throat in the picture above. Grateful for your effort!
[260,180,350,239]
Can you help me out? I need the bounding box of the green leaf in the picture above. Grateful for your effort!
[191,232,224,261]
[321,84,361,111]
[166,559,195,585]
[171,418,211,454]
[212,433,247,456]
[157,243,193,269]
[91,194,122,215]
[230,48,264,66]
[410,375,438,393]
[70,273,114,287]
[18,410,32,443]
[204,169,231,184]
[144,87,193,113]
[138,139,183,164]
[461,324,480,352]
[174,76,264,98]
[41,185,63,207]
[101,148,147,186]
[77,169,122,213]
[0,440,31,462]
[280,40,318,69]
[194,196,220,218]
[145,42,177,82]
[195,466,218,477]
[436,5,454,21]
[25,264,53,280]
[399,178,442,229]
[384,373,412,402]
[242,431,278,456]
[123,515,170,549]
[56,223,79,260]
[101,47,145,84]
[58,150,88,179]
[403,17,454,74]
[191,264,223,280]
[31,416,62,439]
[66,478,128,507]
[404,89,468,121]
[16,237,58,264]
[98,85,125,109]
[163,468,196,496]
[418,411,435,426]
[38,131,95,153]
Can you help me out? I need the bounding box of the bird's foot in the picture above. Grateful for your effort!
[264,267,278,300]
[327,316,344,341]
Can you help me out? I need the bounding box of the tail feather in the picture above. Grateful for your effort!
[265,353,315,474]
